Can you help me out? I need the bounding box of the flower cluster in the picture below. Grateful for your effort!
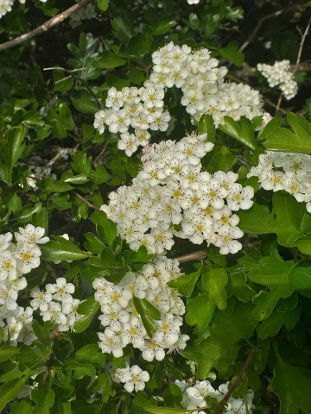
[0,225,49,344]
[248,151,311,212]
[94,256,189,361]
[176,379,255,414]
[94,42,263,156]
[112,364,150,393]
[187,0,200,4]
[30,278,82,332]
[257,60,298,100]
[101,133,254,255]
[94,83,171,156]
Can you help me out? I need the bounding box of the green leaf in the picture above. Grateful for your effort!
[74,297,100,333]
[133,297,161,337]
[47,102,74,139]
[71,90,98,114]
[207,145,237,172]
[71,151,92,175]
[202,268,228,310]
[185,295,216,331]
[257,306,300,339]
[31,383,55,414]
[264,113,311,155]
[151,16,177,35]
[42,178,73,192]
[91,211,117,246]
[238,203,277,234]
[65,359,96,379]
[168,270,200,297]
[42,236,89,261]
[293,267,311,297]
[0,346,19,362]
[10,400,33,414]
[218,41,244,66]
[252,290,283,321]
[0,374,30,411]
[97,0,109,11]
[269,353,311,414]
[94,51,126,69]
[75,344,107,368]
[120,28,153,57]
[198,114,215,142]
[219,117,257,150]
[272,192,304,247]
[6,126,26,169]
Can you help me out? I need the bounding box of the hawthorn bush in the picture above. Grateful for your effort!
[1,1,311,413]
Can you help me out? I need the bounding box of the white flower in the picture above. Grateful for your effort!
[0,232,12,252]
[257,60,298,100]
[98,328,124,357]
[30,288,52,311]
[15,243,41,274]
[141,338,166,361]
[15,224,49,245]
[46,278,75,302]
[0,250,17,281]
[120,365,150,393]
[42,302,67,326]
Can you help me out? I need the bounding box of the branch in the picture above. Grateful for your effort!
[294,16,311,73]
[175,250,206,263]
[93,141,109,167]
[239,3,311,53]
[0,0,92,52]
[74,192,99,210]
[218,351,256,414]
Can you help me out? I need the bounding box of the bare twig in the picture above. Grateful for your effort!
[276,94,283,112]
[74,192,99,210]
[218,351,256,414]
[93,141,109,167]
[47,145,78,168]
[294,16,311,73]
[264,97,287,114]
[175,250,206,263]
[0,0,92,52]
[239,3,311,53]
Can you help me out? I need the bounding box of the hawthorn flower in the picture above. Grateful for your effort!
[94,42,263,155]
[115,365,150,393]
[257,60,298,100]
[15,224,49,245]
[98,328,124,357]
[41,302,66,325]
[30,288,52,311]
[15,243,41,274]
[141,338,166,361]
[248,151,311,212]
[0,251,17,281]
[46,278,75,302]
[0,232,12,252]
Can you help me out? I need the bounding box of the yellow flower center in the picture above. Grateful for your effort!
[22,252,32,263]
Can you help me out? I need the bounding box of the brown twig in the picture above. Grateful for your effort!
[264,97,287,114]
[218,351,256,414]
[0,0,92,52]
[74,192,99,210]
[294,16,311,74]
[276,94,283,112]
[239,3,311,53]
[93,141,109,167]
[175,250,206,263]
